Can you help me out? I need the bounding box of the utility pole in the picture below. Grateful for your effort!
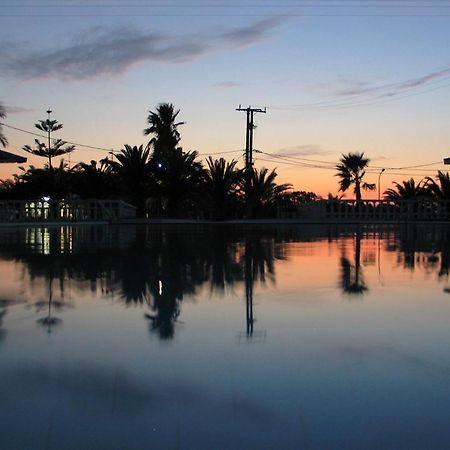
[236,105,266,217]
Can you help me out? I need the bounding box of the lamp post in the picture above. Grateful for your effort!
[378,168,385,201]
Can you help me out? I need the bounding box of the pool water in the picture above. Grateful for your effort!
[1,224,450,450]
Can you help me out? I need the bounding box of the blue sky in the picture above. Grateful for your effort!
[1,1,450,196]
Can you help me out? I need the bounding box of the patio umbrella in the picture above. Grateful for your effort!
[0,149,27,163]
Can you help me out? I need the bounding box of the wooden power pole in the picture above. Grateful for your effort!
[236,105,266,217]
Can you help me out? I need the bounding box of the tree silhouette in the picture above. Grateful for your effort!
[106,144,154,217]
[72,159,117,199]
[158,148,206,218]
[241,167,291,217]
[4,160,72,199]
[425,171,450,199]
[144,103,184,164]
[0,103,7,147]
[22,109,75,169]
[204,157,243,220]
[335,152,375,200]
[384,178,427,199]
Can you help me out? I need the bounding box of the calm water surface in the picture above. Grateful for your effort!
[1,224,450,450]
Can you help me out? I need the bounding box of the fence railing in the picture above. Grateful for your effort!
[0,199,136,222]
[277,199,450,221]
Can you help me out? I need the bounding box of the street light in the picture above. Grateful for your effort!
[378,168,385,201]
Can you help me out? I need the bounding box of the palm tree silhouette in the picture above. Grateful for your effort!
[106,144,153,217]
[144,103,184,164]
[240,167,291,218]
[335,152,375,200]
[22,109,75,169]
[158,148,206,218]
[0,103,7,148]
[425,171,450,199]
[384,178,427,199]
[72,159,117,199]
[204,157,243,220]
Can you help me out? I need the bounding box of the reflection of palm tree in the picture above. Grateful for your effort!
[340,230,367,295]
[0,225,286,341]
[335,152,375,200]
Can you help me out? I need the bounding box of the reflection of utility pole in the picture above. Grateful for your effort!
[236,106,266,217]
[238,239,266,342]
[245,256,254,336]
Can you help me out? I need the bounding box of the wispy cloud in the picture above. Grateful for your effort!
[4,105,34,115]
[212,81,241,89]
[0,18,285,81]
[336,67,450,99]
[276,144,332,157]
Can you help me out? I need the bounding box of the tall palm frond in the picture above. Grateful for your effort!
[425,171,450,199]
[241,167,292,217]
[204,157,242,219]
[144,103,184,162]
[335,152,375,200]
[105,144,153,216]
[384,178,427,199]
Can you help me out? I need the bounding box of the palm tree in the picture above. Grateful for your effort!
[335,152,375,200]
[158,148,206,218]
[384,178,427,199]
[0,103,7,147]
[204,157,242,220]
[71,159,117,199]
[6,161,73,199]
[22,110,75,169]
[106,144,153,217]
[144,103,184,164]
[425,171,450,199]
[241,167,292,217]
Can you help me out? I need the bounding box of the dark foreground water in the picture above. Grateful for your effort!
[1,224,450,450]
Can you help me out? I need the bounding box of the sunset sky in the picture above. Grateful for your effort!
[1,0,450,197]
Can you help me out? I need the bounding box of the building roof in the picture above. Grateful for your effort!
[0,149,27,163]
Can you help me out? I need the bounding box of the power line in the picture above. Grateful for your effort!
[198,149,243,156]
[255,156,443,177]
[1,121,246,158]
[257,149,445,171]
[5,3,450,7]
[3,12,450,17]
[0,122,116,152]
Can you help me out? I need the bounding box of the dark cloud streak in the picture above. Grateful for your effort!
[0,19,285,81]
[337,66,450,99]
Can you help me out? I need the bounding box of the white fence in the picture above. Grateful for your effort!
[278,199,450,222]
[0,199,136,222]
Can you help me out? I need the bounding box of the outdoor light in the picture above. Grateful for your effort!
[157,163,163,169]
[42,196,51,202]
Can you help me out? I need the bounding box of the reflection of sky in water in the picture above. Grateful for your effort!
[1,224,450,449]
